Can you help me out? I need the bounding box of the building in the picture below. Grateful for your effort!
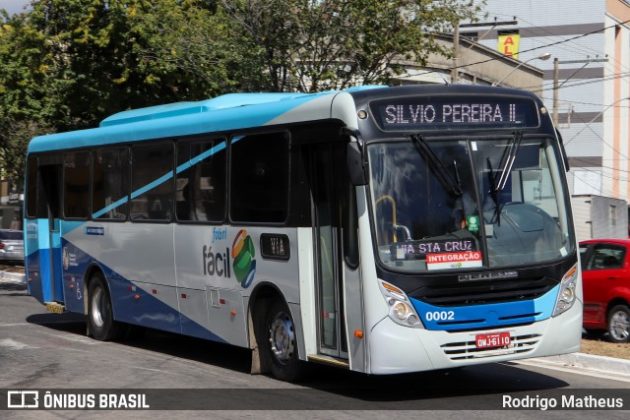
[393,34,545,91]
[471,0,630,240]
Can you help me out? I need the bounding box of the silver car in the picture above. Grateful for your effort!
[0,229,24,263]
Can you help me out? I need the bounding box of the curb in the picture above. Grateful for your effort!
[519,352,630,378]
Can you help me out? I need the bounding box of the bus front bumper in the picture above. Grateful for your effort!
[367,299,582,375]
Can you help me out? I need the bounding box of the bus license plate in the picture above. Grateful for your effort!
[475,332,511,349]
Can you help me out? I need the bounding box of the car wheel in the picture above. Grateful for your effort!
[607,305,630,343]
[260,299,304,382]
[87,272,121,341]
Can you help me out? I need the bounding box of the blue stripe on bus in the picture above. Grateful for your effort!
[130,171,173,200]
[92,196,129,219]
[410,284,559,331]
[89,139,228,219]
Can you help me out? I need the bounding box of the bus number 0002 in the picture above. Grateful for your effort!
[425,311,455,321]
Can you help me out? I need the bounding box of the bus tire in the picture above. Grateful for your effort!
[607,305,630,343]
[87,273,121,341]
[260,299,304,382]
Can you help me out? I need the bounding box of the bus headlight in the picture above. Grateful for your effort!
[379,280,422,328]
[553,264,578,317]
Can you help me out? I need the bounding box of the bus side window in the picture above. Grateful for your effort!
[92,147,129,220]
[176,138,226,223]
[63,151,91,219]
[26,156,38,218]
[230,133,289,224]
[131,142,174,221]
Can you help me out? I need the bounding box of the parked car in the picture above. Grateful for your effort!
[579,238,630,342]
[0,229,24,264]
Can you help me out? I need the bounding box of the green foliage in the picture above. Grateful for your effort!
[221,0,482,92]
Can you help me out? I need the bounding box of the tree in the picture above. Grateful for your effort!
[221,0,482,92]
[0,9,57,190]
[0,1,236,191]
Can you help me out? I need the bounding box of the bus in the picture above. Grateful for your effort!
[24,85,581,381]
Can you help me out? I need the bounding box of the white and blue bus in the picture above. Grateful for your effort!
[24,85,581,381]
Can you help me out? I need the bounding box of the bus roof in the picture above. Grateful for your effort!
[27,91,338,153]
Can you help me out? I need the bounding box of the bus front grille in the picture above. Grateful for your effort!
[440,334,541,360]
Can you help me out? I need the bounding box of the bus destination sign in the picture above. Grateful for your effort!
[371,96,540,131]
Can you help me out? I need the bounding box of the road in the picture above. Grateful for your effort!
[0,283,628,419]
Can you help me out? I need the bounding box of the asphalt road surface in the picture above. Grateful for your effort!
[0,283,628,419]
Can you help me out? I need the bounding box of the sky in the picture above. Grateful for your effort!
[1,0,30,15]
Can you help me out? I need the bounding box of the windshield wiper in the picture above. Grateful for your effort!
[492,131,523,192]
[487,131,523,225]
[410,135,462,197]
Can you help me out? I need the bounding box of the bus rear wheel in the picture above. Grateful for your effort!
[87,273,121,341]
[260,299,304,382]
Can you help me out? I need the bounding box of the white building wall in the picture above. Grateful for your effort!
[475,1,630,233]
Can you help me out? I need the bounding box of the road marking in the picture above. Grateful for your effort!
[0,338,37,350]
[0,322,32,328]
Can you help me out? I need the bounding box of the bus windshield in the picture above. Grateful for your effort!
[368,136,574,273]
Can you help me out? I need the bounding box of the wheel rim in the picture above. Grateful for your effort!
[90,287,106,328]
[268,311,295,364]
[609,310,630,341]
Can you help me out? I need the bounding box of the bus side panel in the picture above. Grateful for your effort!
[24,219,44,303]
[174,225,300,349]
[50,220,64,303]
[59,238,90,314]
[62,222,182,334]
[24,218,60,304]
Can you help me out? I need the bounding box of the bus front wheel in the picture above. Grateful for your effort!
[87,273,121,341]
[260,299,304,382]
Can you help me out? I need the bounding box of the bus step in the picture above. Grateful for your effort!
[45,302,65,314]
[307,354,349,369]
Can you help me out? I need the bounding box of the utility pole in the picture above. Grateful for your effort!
[452,18,518,84]
[451,24,460,83]
[553,57,608,126]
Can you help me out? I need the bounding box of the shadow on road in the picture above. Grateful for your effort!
[0,282,27,292]
[24,311,571,407]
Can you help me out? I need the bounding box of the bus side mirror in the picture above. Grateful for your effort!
[347,142,367,186]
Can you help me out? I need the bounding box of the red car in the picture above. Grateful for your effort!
[579,238,630,342]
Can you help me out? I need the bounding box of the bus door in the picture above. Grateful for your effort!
[37,161,64,303]
[309,143,348,359]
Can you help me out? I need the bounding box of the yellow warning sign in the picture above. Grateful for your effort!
[498,33,520,59]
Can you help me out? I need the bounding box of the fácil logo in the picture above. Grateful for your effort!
[202,229,256,288]
[202,245,231,278]
[232,229,256,288]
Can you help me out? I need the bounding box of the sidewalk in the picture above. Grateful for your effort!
[517,352,630,383]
